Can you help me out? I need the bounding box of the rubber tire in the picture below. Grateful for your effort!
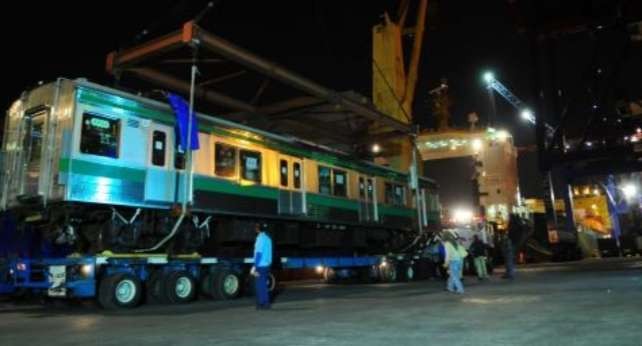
[246,272,276,296]
[211,269,242,300]
[323,267,337,284]
[396,262,414,282]
[200,273,214,298]
[98,273,142,309]
[357,266,374,284]
[163,271,197,304]
[145,270,165,304]
[379,263,398,283]
[267,272,276,292]
[413,259,430,280]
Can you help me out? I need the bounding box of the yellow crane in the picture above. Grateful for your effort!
[371,0,428,172]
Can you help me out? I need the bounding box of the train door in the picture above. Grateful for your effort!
[19,108,49,197]
[358,176,376,222]
[291,158,304,215]
[144,123,176,203]
[277,156,305,215]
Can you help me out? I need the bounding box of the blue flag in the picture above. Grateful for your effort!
[167,93,199,150]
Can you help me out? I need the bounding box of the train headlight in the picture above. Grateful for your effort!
[380,260,388,268]
[315,265,325,274]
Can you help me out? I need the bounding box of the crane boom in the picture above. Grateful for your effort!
[486,79,525,113]
[485,74,554,133]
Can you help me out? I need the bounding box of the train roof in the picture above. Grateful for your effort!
[68,78,438,185]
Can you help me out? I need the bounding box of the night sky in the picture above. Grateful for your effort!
[1,1,639,205]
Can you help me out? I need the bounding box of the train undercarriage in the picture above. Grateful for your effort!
[7,202,416,258]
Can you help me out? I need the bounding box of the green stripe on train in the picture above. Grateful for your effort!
[193,177,279,200]
[306,194,415,218]
[58,157,420,219]
[59,158,146,182]
[306,194,359,211]
[378,205,415,218]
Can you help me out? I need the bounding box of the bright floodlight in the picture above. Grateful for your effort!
[371,143,382,154]
[622,183,638,199]
[496,130,509,142]
[521,109,535,123]
[452,208,473,224]
[483,71,495,83]
[472,138,483,152]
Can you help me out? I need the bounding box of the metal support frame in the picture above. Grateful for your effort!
[198,70,246,87]
[128,67,256,113]
[106,21,411,135]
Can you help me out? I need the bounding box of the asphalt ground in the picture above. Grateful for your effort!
[1,257,641,346]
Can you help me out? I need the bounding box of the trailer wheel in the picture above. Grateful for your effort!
[99,273,142,309]
[212,269,242,300]
[246,271,276,295]
[164,271,196,304]
[267,272,276,292]
[322,267,337,283]
[200,273,214,298]
[357,266,375,284]
[379,263,397,282]
[399,262,415,281]
[413,259,430,280]
[145,270,165,304]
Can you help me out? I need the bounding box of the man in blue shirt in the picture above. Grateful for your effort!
[251,222,273,309]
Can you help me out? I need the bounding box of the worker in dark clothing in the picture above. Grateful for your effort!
[469,235,489,280]
[425,235,446,279]
[436,237,448,279]
[503,214,523,279]
[251,222,273,310]
[502,235,515,279]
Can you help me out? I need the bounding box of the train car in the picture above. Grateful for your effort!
[1,78,440,257]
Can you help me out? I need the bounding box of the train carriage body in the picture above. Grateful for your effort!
[1,78,440,256]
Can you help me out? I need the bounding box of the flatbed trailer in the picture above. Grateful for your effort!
[0,251,428,309]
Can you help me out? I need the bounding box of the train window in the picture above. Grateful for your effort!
[240,150,261,182]
[151,131,166,166]
[80,113,120,158]
[215,142,236,177]
[280,160,288,187]
[293,162,301,189]
[24,113,44,171]
[385,182,405,206]
[333,169,347,197]
[359,177,365,199]
[174,148,185,169]
[385,183,394,204]
[318,166,331,195]
[394,185,405,206]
